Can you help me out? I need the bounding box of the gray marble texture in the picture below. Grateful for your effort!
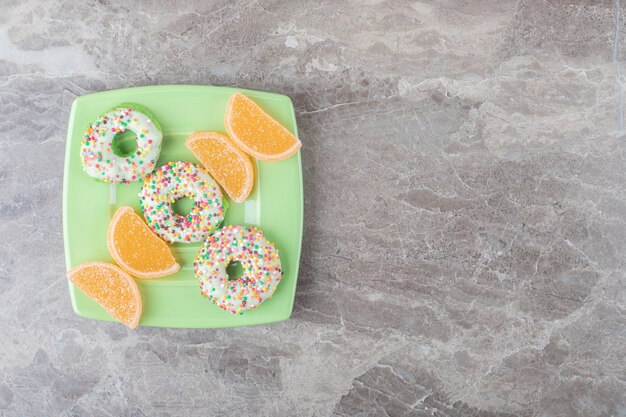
[0,0,625,416]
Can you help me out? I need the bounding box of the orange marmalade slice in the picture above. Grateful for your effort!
[108,206,180,279]
[185,131,254,203]
[67,261,142,328]
[224,93,301,161]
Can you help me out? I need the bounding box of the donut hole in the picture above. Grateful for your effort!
[226,261,244,281]
[112,129,138,157]
[172,197,194,216]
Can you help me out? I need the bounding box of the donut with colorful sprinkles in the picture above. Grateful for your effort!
[139,161,226,243]
[80,103,163,184]
[194,225,283,314]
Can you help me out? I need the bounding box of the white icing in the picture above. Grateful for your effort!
[195,225,283,314]
[80,106,162,184]
[140,161,225,243]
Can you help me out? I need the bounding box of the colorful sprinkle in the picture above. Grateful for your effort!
[194,225,283,314]
[80,106,162,184]
[139,161,226,243]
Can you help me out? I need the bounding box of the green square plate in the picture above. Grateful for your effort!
[63,85,303,328]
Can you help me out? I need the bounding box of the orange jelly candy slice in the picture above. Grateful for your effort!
[108,206,180,279]
[224,92,302,161]
[67,261,142,328]
[185,131,254,203]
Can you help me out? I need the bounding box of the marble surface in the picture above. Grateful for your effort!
[1,0,625,415]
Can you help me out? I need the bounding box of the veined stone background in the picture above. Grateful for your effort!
[0,0,625,416]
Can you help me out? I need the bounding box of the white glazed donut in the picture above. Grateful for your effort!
[195,225,283,314]
[80,103,163,184]
[139,161,226,243]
